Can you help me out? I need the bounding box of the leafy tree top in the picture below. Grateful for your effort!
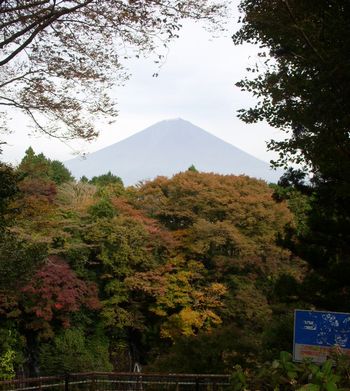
[0,163,18,230]
[18,147,73,185]
[187,164,199,173]
[233,0,350,184]
[136,171,293,238]
[90,171,123,187]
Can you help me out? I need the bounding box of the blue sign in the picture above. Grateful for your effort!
[293,310,350,362]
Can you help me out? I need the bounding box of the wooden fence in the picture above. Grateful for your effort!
[0,372,231,391]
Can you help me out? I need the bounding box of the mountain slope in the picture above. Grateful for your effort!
[65,119,281,185]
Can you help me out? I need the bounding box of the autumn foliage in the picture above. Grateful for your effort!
[0,150,306,377]
[21,256,100,335]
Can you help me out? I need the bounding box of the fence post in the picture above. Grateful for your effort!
[90,373,96,391]
[195,377,199,391]
[64,373,70,391]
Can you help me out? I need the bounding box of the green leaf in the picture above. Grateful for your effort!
[280,351,292,363]
[297,384,320,391]
[322,360,333,376]
[325,382,338,391]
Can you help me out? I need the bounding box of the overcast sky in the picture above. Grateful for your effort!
[1,5,285,166]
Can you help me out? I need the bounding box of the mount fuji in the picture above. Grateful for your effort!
[65,119,282,185]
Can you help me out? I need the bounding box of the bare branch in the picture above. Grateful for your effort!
[0,70,39,88]
[0,0,95,66]
[0,0,49,14]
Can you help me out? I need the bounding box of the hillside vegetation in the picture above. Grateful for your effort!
[0,149,307,378]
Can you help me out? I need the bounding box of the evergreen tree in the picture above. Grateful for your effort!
[90,171,123,187]
[234,0,350,310]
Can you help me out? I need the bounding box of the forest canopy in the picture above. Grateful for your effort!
[0,151,306,378]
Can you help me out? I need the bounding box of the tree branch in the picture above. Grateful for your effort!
[0,0,49,14]
[0,70,39,88]
[280,0,326,64]
[0,7,51,30]
[0,0,94,66]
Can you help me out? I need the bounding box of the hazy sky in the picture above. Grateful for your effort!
[1,5,285,166]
